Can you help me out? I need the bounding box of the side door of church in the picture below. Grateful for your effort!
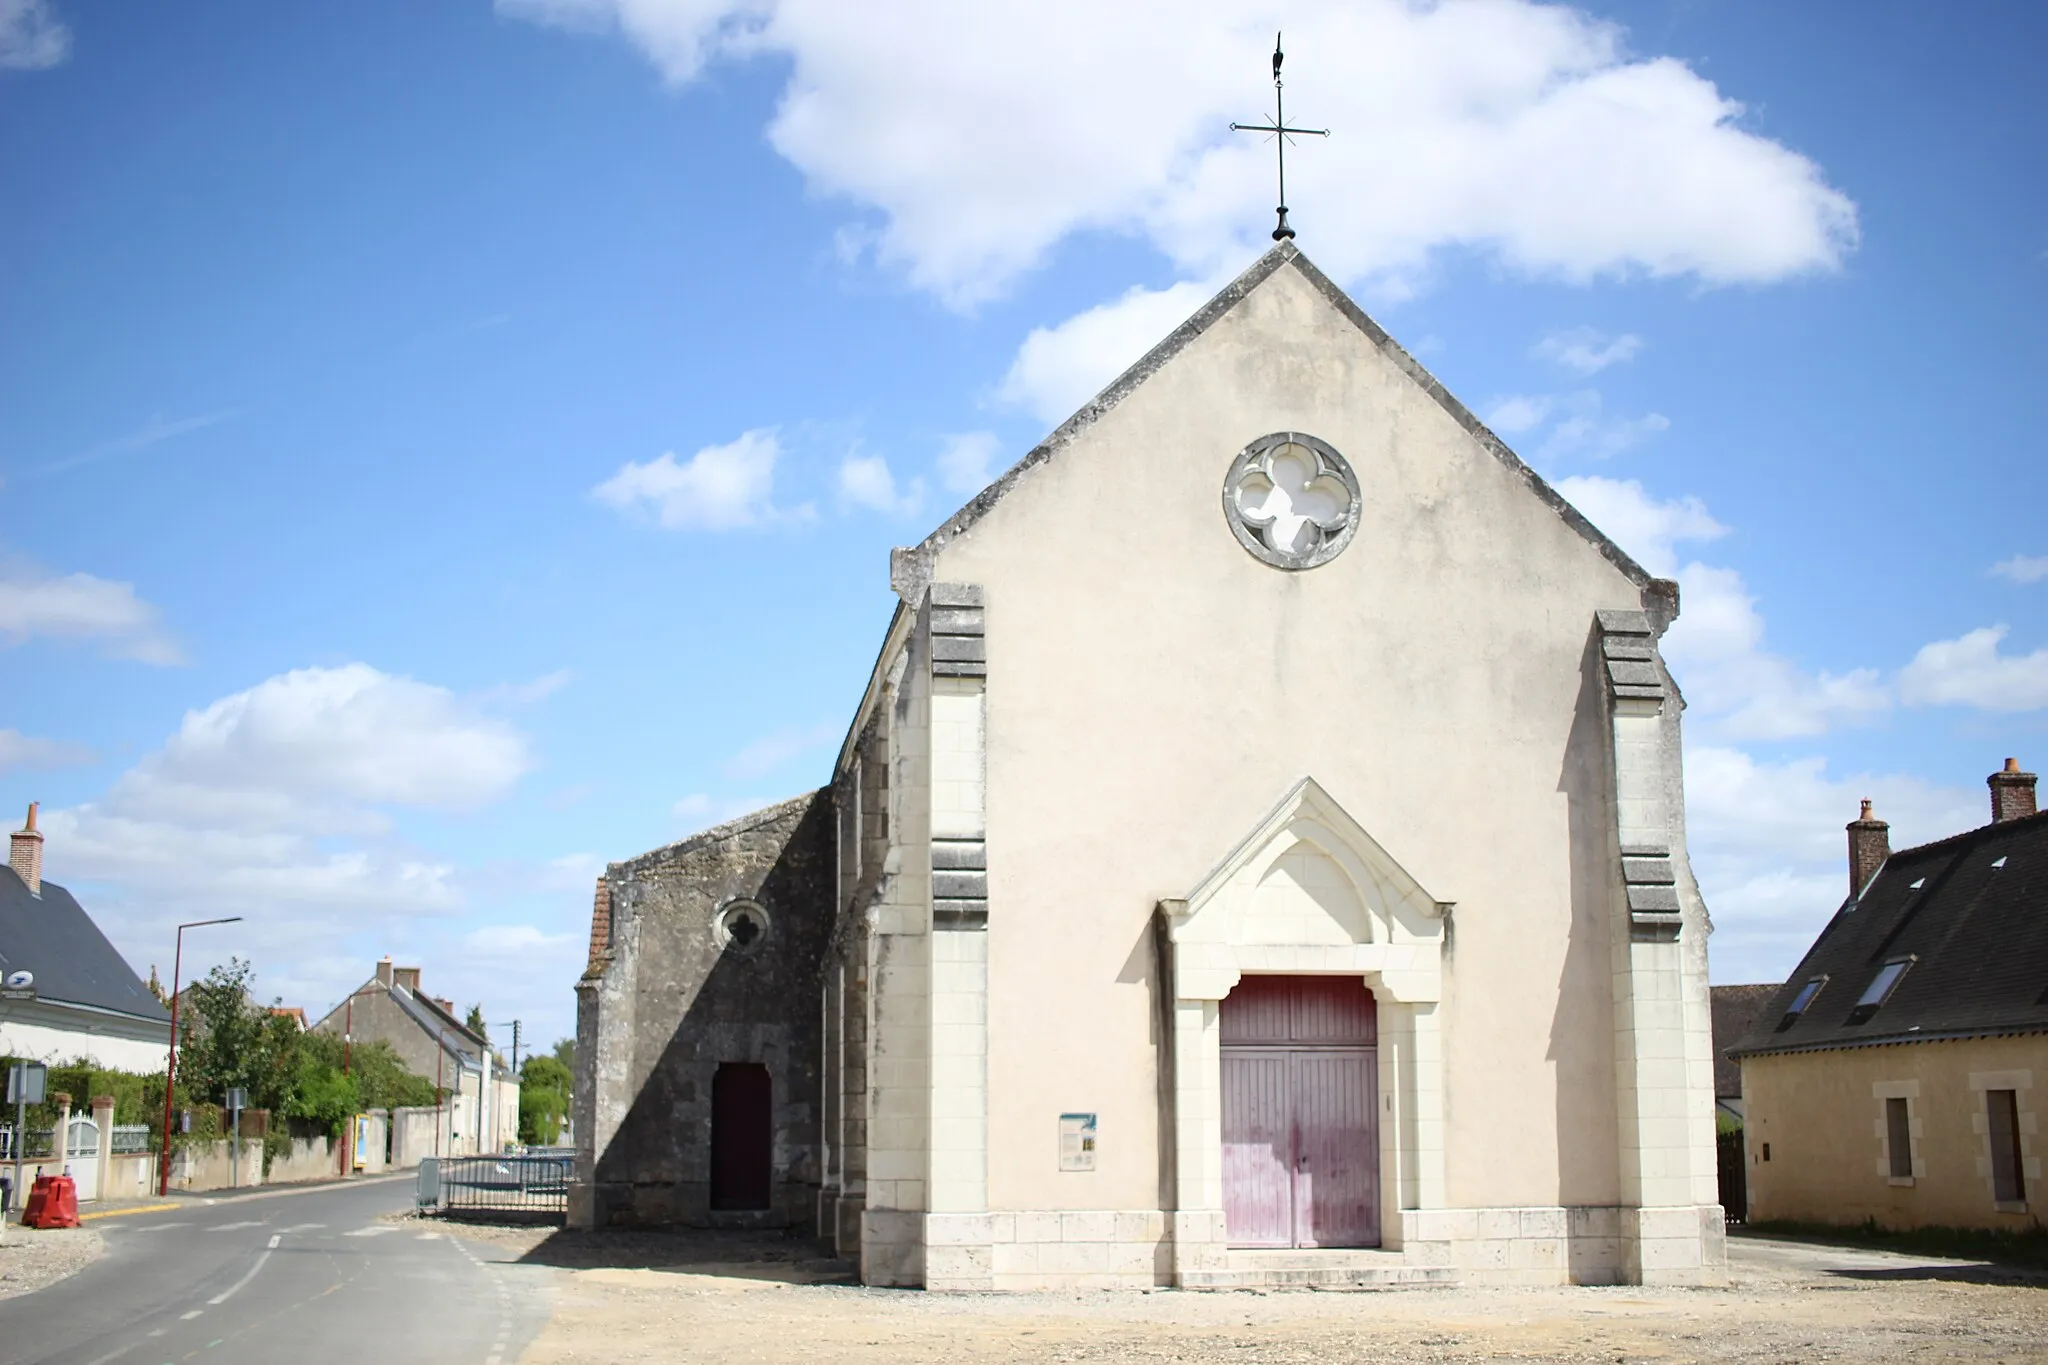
[1220,976,1379,1248]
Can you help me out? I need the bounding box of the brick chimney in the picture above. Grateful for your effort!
[9,802,43,897]
[375,955,395,988]
[1848,799,1889,895]
[394,966,422,994]
[1990,758,2038,824]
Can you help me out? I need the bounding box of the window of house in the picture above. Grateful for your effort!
[1847,957,1914,1025]
[1988,1089,2026,1206]
[1885,1097,1913,1180]
[1776,976,1828,1031]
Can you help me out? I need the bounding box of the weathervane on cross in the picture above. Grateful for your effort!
[1231,33,1328,242]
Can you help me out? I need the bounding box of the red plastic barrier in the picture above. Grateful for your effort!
[23,1175,80,1229]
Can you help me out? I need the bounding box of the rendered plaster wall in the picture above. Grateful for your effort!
[1744,1036,2048,1230]
[927,257,1672,1221]
[0,1012,170,1073]
[573,792,835,1230]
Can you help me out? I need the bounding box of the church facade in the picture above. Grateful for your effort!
[570,244,1726,1289]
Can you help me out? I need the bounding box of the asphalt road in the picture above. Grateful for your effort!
[0,1179,551,1365]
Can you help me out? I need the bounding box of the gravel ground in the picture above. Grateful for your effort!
[0,1224,105,1301]
[420,1220,2048,1365]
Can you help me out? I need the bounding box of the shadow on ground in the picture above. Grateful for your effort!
[511,1225,856,1285]
[1824,1263,2048,1288]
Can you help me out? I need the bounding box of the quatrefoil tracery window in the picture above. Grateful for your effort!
[714,899,771,955]
[1222,432,1360,570]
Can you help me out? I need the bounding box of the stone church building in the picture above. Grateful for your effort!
[571,244,1726,1290]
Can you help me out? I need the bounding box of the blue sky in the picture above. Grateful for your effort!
[2,0,2042,1051]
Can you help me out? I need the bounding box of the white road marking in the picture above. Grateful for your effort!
[343,1225,398,1237]
[129,1221,192,1233]
[206,1234,281,1306]
[415,1231,442,1240]
[206,1220,266,1232]
[180,1311,203,1321]
[281,1222,326,1233]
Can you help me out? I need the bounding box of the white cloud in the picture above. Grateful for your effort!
[33,663,552,1022]
[672,792,776,830]
[0,728,92,773]
[1990,553,2048,585]
[837,449,923,516]
[1556,476,1886,740]
[719,720,838,782]
[108,664,530,832]
[460,923,581,958]
[936,431,1003,495]
[1532,326,1643,374]
[591,428,811,530]
[1536,390,1669,462]
[1668,563,1891,740]
[1899,626,2048,712]
[1486,394,1553,437]
[1552,475,1725,578]
[507,0,1856,307]
[0,0,69,71]
[1684,745,1983,984]
[996,279,1215,425]
[0,567,186,665]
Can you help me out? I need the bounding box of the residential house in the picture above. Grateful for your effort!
[311,957,517,1157]
[1733,760,2046,1230]
[0,804,172,1073]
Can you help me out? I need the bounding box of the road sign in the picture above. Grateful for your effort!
[225,1087,247,1112]
[6,1063,45,1105]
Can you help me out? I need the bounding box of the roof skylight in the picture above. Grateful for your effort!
[1776,976,1828,1032]
[1846,957,1914,1025]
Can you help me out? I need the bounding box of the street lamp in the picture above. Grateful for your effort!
[157,916,243,1197]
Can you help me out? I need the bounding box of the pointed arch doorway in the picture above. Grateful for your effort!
[1221,975,1379,1248]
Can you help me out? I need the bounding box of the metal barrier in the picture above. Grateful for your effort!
[420,1152,571,1216]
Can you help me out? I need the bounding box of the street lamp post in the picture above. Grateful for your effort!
[157,916,243,1197]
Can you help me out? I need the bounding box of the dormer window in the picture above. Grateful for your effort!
[1846,957,1914,1025]
[1776,976,1828,1031]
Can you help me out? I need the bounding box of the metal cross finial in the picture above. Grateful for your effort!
[1231,33,1328,241]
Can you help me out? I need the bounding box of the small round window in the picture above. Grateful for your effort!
[1222,432,1360,570]
[714,900,771,955]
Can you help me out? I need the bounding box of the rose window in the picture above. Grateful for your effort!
[1222,433,1360,569]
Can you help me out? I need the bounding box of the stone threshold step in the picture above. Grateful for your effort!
[1183,1251,1459,1290]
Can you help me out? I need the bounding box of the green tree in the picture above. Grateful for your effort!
[465,1004,489,1041]
[178,959,300,1115]
[551,1036,573,1071]
[519,1054,571,1144]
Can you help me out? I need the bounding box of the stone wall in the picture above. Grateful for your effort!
[572,790,837,1229]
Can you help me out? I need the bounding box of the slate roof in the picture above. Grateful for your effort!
[1709,984,1779,1097]
[1730,809,2048,1058]
[0,865,172,1026]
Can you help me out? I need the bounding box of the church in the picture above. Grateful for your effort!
[569,243,1727,1290]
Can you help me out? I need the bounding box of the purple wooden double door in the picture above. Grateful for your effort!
[1220,976,1380,1248]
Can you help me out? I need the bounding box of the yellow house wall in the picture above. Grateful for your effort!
[1743,1035,2048,1230]
[930,261,1652,1217]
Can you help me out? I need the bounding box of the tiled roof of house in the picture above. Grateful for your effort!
[0,865,171,1026]
[1731,808,2048,1058]
[1709,984,1779,1096]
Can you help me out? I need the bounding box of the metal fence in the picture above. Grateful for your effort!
[419,1151,571,1217]
[112,1124,154,1155]
[0,1127,55,1161]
